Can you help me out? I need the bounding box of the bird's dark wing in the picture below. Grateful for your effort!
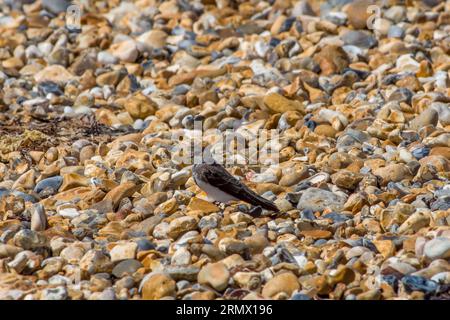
[196,163,279,212]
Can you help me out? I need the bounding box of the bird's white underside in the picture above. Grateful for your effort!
[195,178,238,203]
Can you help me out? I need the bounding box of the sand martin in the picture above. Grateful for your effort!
[193,162,279,212]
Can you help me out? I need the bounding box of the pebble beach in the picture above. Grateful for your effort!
[0,0,449,300]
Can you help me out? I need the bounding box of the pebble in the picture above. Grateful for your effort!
[60,246,84,264]
[167,217,198,239]
[313,45,349,76]
[261,272,300,299]
[297,188,347,212]
[110,242,137,262]
[331,170,363,190]
[137,30,167,50]
[396,55,420,73]
[34,176,63,196]
[401,275,438,294]
[80,250,113,274]
[342,31,377,48]
[263,93,305,114]
[34,65,75,85]
[98,51,118,65]
[58,208,81,219]
[141,274,176,300]
[423,238,450,262]
[171,247,191,266]
[410,108,439,131]
[110,40,139,63]
[198,262,230,292]
[398,212,430,234]
[41,286,68,300]
[388,26,405,39]
[373,164,413,185]
[0,0,447,301]
[30,203,47,232]
[344,0,372,29]
[42,0,71,14]
[112,259,142,278]
[431,272,450,284]
[13,230,47,250]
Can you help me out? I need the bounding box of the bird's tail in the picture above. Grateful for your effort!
[241,187,280,212]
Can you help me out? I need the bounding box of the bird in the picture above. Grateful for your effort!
[192,161,279,212]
